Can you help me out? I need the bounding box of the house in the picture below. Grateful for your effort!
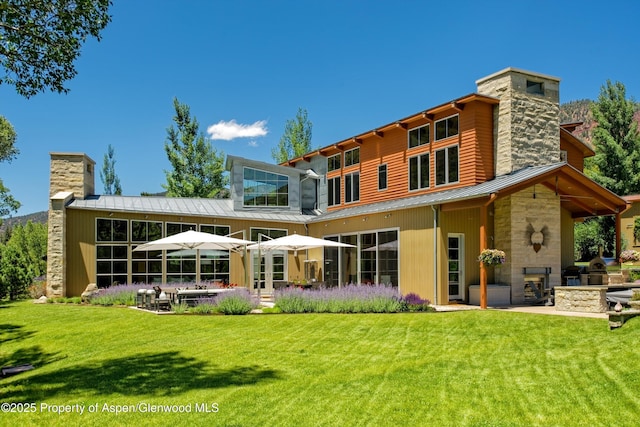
[46,67,629,306]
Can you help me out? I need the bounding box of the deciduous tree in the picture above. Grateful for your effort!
[0,221,47,300]
[0,115,19,220]
[163,98,228,198]
[0,0,112,98]
[271,108,313,163]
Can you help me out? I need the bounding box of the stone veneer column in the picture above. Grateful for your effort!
[47,192,73,297]
[493,187,562,304]
[476,68,561,176]
[47,153,96,297]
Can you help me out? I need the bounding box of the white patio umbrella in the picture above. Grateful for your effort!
[246,232,355,255]
[133,230,254,252]
[247,233,355,298]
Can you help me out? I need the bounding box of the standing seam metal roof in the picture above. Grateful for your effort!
[67,162,566,224]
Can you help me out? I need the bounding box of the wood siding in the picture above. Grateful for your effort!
[64,208,308,296]
[324,100,495,212]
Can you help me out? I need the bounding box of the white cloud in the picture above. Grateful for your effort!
[207,119,268,141]
[248,140,259,147]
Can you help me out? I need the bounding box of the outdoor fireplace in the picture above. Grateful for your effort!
[584,256,608,286]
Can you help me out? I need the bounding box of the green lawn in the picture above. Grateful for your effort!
[1,302,639,426]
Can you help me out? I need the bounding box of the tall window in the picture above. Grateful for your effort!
[200,225,231,284]
[328,176,341,206]
[165,222,197,283]
[96,218,128,288]
[345,172,360,203]
[131,220,163,284]
[243,167,289,207]
[328,154,341,172]
[435,115,459,140]
[409,153,430,190]
[378,164,388,191]
[409,124,430,148]
[435,145,459,186]
[344,147,360,167]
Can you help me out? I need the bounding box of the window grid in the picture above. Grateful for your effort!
[408,124,430,148]
[435,115,459,141]
[409,153,430,191]
[345,172,360,204]
[344,147,360,167]
[328,154,341,172]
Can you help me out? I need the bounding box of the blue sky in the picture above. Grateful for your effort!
[2,0,639,216]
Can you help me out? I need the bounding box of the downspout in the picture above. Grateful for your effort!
[431,205,439,305]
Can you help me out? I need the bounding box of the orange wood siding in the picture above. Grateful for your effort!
[560,133,586,171]
[324,100,495,211]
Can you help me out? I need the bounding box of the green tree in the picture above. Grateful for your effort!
[100,144,122,195]
[0,221,47,300]
[163,98,228,198]
[0,0,112,98]
[271,107,313,163]
[585,80,640,195]
[579,81,640,258]
[0,115,19,220]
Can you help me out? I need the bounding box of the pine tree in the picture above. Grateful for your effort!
[163,98,228,198]
[586,80,640,195]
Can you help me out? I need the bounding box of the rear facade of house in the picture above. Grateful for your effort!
[47,67,628,305]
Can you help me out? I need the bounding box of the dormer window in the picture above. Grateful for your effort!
[243,167,289,207]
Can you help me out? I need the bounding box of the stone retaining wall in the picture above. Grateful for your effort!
[554,286,607,313]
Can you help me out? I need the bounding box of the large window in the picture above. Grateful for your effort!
[409,124,430,148]
[131,220,162,242]
[435,115,459,140]
[324,230,399,286]
[435,145,459,186]
[409,153,430,190]
[243,167,289,207]
[131,249,162,284]
[131,220,163,284]
[328,176,341,206]
[378,164,387,191]
[345,172,360,203]
[96,218,129,287]
[96,245,128,288]
[328,154,341,172]
[165,222,197,283]
[344,147,360,167]
[97,218,127,242]
[199,225,231,284]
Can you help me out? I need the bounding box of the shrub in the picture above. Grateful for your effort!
[401,293,433,312]
[90,284,146,306]
[274,284,405,314]
[214,289,258,315]
[171,301,189,314]
[192,299,217,314]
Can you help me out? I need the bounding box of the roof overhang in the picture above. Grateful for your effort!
[441,164,629,218]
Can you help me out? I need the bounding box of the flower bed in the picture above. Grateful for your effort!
[274,284,433,314]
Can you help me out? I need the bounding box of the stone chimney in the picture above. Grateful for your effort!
[47,152,95,297]
[49,152,96,199]
[476,68,561,176]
